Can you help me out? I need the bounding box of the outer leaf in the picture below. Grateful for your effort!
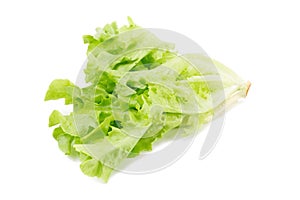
[44,79,75,104]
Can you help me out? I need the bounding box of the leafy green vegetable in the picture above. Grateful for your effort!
[45,17,249,182]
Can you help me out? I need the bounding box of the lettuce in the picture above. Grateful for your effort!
[45,17,249,182]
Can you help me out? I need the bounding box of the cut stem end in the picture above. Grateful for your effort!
[245,81,251,97]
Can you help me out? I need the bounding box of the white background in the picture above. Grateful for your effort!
[1,0,299,199]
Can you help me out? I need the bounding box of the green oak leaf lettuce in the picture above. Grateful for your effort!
[45,17,249,182]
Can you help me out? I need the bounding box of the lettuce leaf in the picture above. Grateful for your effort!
[45,18,249,182]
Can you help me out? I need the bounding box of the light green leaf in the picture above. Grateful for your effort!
[44,79,76,104]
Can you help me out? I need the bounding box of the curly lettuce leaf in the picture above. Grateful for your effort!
[44,79,76,105]
[45,18,249,183]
